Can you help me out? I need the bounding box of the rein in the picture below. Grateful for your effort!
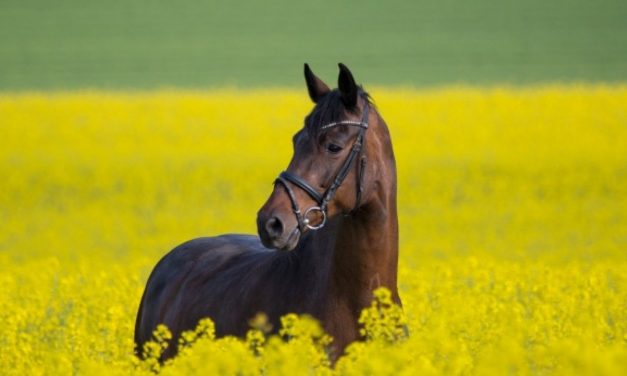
[275,100,370,232]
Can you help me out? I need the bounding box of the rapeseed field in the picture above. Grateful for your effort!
[1,87,626,374]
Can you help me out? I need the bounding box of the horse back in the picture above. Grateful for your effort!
[134,234,274,356]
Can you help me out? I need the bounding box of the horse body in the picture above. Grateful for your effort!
[134,232,333,352]
[135,63,400,360]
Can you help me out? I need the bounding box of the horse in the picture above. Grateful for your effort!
[134,63,401,361]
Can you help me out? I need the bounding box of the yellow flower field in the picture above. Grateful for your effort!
[1,87,626,374]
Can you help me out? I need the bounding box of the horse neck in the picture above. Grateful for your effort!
[294,195,399,310]
[334,178,398,302]
[332,114,400,303]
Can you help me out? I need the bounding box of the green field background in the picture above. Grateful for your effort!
[1,0,626,89]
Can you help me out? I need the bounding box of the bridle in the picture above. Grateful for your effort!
[275,99,370,232]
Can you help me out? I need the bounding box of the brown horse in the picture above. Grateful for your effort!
[134,63,401,360]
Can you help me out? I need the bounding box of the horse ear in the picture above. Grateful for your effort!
[337,63,358,109]
[304,63,330,103]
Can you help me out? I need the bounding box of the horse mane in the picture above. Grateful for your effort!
[304,87,373,138]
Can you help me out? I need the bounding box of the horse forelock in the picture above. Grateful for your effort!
[304,88,372,138]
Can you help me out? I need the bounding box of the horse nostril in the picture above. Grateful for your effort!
[265,216,284,238]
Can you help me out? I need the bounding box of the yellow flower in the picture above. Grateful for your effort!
[1,86,626,374]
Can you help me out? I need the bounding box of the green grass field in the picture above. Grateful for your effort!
[1,0,626,89]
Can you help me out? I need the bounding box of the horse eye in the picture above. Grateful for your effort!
[327,143,343,154]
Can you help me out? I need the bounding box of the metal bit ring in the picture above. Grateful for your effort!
[303,206,327,230]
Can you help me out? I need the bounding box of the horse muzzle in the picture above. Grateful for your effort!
[257,209,301,251]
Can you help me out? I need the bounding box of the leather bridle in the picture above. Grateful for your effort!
[275,100,370,232]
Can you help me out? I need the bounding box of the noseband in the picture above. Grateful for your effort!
[275,100,369,232]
